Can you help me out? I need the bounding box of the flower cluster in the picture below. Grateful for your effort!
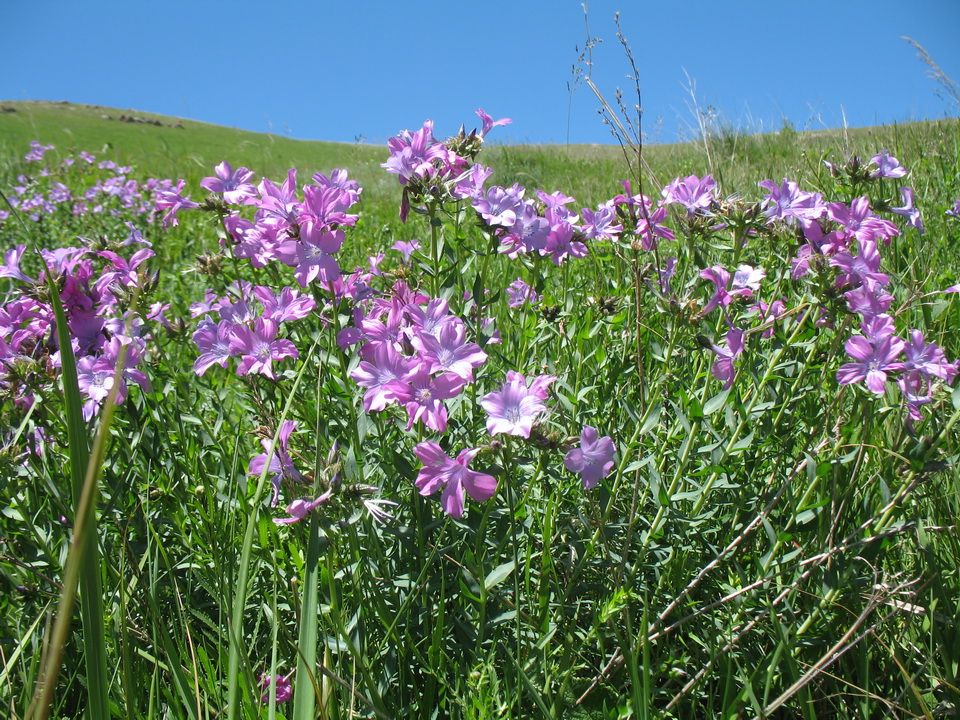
[381,108,510,222]
[345,281,488,433]
[1,141,177,228]
[191,282,313,380]
[686,153,958,427]
[0,240,155,420]
[163,162,361,289]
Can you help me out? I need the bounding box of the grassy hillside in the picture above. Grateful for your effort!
[3,100,957,210]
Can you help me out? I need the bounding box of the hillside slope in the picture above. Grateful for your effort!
[1,100,956,209]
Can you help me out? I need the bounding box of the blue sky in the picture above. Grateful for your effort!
[2,0,958,146]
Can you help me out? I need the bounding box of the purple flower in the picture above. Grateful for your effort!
[0,245,34,283]
[194,320,238,375]
[452,163,493,200]
[259,674,292,704]
[836,333,905,395]
[75,338,150,421]
[474,185,525,228]
[751,299,786,339]
[200,161,257,204]
[710,328,744,390]
[543,222,588,265]
[350,343,415,412]
[563,426,616,489]
[890,187,923,233]
[898,369,933,429]
[902,330,958,383]
[869,152,907,179]
[580,206,622,241]
[277,226,344,288]
[946,199,960,218]
[385,368,465,433]
[256,169,299,225]
[826,197,899,246]
[403,298,455,340]
[298,184,358,229]
[634,205,675,251]
[758,179,824,227]
[506,278,540,308]
[731,265,765,296]
[480,371,556,438]
[500,204,550,256]
[381,119,462,187]
[829,240,889,292]
[230,318,299,379]
[391,238,421,261]
[249,420,307,507]
[699,266,732,315]
[845,286,893,320]
[414,442,498,518]
[154,180,199,227]
[273,489,333,525]
[312,169,362,203]
[475,108,512,138]
[661,174,716,216]
[412,322,487,381]
[253,286,316,323]
[24,141,54,164]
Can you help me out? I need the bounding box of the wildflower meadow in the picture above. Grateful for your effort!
[1,99,960,719]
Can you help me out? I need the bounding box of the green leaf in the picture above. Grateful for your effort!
[639,403,663,435]
[730,432,754,454]
[703,387,730,415]
[484,560,517,591]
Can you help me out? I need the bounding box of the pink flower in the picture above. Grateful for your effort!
[564,426,616,489]
[259,674,292,704]
[249,420,307,507]
[413,442,497,518]
[480,371,556,438]
[710,328,744,390]
[200,161,257,204]
[758,178,824,228]
[661,174,716,216]
[273,489,333,525]
[230,318,299,379]
[869,152,907,179]
[385,368,465,433]
[836,333,905,395]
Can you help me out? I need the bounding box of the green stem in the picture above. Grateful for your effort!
[292,512,324,719]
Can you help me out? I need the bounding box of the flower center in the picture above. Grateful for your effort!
[255,341,272,361]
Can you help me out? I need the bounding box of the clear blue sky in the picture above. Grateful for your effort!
[2,0,958,146]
